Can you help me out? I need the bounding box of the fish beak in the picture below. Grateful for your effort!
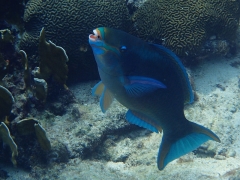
[89,29,99,42]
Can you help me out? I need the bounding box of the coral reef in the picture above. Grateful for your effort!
[0,54,9,83]
[16,118,39,135]
[133,0,240,58]
[0,29,13,81]
[33,77,48,102]
[0,122,18,166]
[0,56,240,178]
[0,84,52,168]
[19,50,31,90]
[0,29,14,43]
[0,116,52,168]
[16,118,51,151]
[0,85,14,120]
[18,0,132,81]
[34,122,51,151]
[0,0,240,178]
[34,28,69,89]
[18,28,69,102]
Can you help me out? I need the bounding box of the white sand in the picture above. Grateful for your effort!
[2,54,240,179]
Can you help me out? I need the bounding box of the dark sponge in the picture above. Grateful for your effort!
[133,0,240,58]
[18,0,132,81]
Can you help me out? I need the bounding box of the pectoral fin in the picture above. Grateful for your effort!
[92,81,114,113]
[124,76,166,97]
[92,81,105,96]
[100,87,114,113]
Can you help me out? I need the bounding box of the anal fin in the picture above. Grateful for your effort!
[126,110,162,133]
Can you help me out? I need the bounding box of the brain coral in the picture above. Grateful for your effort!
[18,0,132,81]
[133,0,240,58]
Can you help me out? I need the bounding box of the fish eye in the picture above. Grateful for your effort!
[120,46,127,52]
[97,35,102,40]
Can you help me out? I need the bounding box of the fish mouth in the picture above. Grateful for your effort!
[89,29,99,42]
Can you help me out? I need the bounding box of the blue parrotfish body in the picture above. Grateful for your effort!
[88,27,220,170]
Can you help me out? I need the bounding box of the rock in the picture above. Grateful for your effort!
[214,154,226,160]
[227,149,236,157]
[48,140,69,163]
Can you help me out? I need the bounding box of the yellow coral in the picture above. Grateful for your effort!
[34,28,69,89]
[0,122,18,166]
[16,118,39,135]
[17,118,51,151]
[19,50,32,90]
[0,85,14,120]
[34,123,51,151]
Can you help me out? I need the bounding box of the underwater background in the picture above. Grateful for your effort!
[0,0,240,179]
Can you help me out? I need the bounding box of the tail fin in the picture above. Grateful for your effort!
[157,121,220,170]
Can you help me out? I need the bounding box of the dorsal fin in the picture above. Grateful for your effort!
[150,43,194,104]
[124,76,166,97]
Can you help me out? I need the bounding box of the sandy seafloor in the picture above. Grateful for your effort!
[1,54,240,179]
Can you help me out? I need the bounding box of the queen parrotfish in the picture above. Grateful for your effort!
[88,27,220,170]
